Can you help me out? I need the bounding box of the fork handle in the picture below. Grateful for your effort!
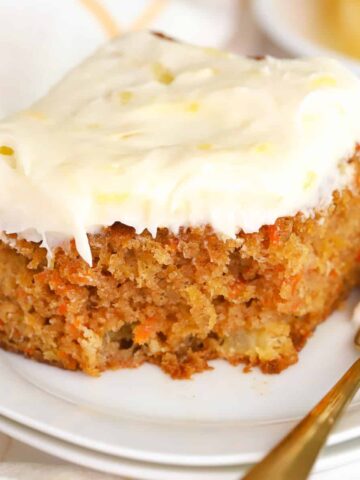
[242,358,360,480]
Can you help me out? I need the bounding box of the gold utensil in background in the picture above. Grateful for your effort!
[316,0,360,60]
[242,329,360,480]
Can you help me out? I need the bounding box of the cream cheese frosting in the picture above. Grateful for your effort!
[0,31,360,264]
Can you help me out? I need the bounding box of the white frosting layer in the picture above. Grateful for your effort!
[0,32,360,264]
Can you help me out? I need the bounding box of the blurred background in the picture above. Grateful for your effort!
[1,0,360,117]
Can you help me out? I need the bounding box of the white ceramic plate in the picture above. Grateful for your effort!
[0,292,360,467]
[0,430,9,459]
[252,0,360,74]
[0,415,249,480]
[2,413,360,479]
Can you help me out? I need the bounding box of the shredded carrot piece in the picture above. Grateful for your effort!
[134,316,158,344]
[330,269,338,278]
[58,350,77,369]
[36,270,75,296]
[16,288,26,298]
[68,324,79,337]
[58,303,68,315]
[265,224,281,244]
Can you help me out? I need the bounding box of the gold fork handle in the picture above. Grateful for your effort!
[242,358,360,480]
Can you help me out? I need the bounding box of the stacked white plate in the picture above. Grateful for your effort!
[1,291,360,479]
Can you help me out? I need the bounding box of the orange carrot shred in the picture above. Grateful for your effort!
[134,316,158,344]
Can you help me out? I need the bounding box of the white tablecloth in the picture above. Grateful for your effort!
[0,1,359,479]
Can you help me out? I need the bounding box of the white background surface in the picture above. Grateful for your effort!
[0,1,360,479]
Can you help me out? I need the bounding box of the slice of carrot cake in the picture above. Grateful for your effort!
[0,32,360,378]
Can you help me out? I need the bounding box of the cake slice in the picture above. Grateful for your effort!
[0,32,360,378]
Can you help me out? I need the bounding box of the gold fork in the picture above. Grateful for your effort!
[242,328,360,480]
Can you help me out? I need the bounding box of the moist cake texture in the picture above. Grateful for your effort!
[0,32,360,377]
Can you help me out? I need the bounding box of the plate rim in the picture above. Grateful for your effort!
[0,414,249,480]
[1,347,360,467]
[2,412,360,477]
